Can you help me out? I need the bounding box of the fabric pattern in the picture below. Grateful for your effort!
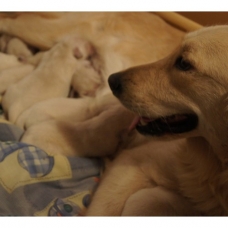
[0,120,103,216]
[17,145,54,178]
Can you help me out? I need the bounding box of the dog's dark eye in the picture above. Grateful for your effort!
[175,56,192,71]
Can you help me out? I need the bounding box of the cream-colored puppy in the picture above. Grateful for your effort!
[86,26,228,216]
[2,36,102,123]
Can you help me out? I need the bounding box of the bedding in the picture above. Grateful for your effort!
[0,115,103,216]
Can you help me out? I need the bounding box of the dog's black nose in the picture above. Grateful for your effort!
[108,72,122,97]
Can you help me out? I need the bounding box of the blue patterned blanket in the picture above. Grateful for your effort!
[0,121,103,216]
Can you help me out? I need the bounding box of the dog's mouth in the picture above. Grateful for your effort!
[129,113,198,136]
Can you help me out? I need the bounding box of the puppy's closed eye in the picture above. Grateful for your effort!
[175,56,193,71]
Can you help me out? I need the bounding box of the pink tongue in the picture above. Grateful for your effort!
[128,116,152,132]
[128,116,141,131]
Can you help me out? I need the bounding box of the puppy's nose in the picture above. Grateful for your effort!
[108,72,122,97]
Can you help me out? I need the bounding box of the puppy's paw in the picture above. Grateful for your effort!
[71,67,102,97]
[71,56,103,97]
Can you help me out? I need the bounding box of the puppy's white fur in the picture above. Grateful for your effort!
[3,36,104,121]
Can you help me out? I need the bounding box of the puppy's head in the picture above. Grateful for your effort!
[108,25,228,140]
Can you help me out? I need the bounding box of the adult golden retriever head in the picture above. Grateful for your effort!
[108,26,228,143]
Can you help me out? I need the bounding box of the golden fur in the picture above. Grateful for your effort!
[87,25,228,216]
[0,12,183,157]
[0,12,217,216]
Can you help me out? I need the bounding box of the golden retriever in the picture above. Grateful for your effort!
[86,25,228,216]
[0,12,184,157]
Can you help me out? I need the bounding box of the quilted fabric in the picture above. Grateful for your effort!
[0,121,103,216]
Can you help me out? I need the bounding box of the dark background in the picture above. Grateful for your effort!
[178,12,228,26]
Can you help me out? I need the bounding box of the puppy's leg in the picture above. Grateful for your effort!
[122,187,200,216]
